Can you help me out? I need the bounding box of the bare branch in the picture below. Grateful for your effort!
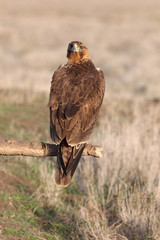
[0,138,103,158]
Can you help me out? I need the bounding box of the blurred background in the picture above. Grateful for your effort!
[0,1,160,239]
[0,0,160,97]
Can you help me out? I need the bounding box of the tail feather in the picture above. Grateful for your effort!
[55,139,85,187]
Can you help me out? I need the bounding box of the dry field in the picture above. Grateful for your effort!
[0,0,160,239]
[0,0,160,97]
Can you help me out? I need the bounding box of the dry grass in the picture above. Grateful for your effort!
[73,97,160,239]
[0,93,159,239]
[30,96,159,240]
[0,0,160,239]
[0,0,160,97]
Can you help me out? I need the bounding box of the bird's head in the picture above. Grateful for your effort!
[67,41,89,63]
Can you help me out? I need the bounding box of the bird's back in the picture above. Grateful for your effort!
[48,59,105,146]
[48,41,105,187]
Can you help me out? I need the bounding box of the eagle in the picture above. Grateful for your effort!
[48,41,105,187]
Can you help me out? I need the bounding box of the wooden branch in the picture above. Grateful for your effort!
[0,138,103,158]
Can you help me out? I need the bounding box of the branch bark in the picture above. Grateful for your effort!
[0,138,103,158]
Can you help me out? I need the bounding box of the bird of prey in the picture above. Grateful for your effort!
[48,41,105,187]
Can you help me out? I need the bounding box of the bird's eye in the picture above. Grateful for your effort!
[80,46,84,49]
[70,44,73,48]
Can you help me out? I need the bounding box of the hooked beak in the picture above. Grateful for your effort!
[71,44,80,53]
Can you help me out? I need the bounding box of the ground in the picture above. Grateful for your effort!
[0,90,160,240]
[0,0,160,239]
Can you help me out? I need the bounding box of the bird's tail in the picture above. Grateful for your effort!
[55,138,85,187]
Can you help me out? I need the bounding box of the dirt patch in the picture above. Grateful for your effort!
[0,169,34,194]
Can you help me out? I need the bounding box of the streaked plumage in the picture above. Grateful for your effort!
[48,41,105,187]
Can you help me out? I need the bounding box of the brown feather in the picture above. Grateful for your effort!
[55,139,85,187]
[48,41,105,186]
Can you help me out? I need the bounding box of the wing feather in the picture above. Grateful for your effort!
[64,102,79,118]
[48,61,105,145]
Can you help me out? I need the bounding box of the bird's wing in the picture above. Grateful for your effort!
[48,65,105,145]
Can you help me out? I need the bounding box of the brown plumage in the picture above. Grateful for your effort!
[48,41,105,187]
